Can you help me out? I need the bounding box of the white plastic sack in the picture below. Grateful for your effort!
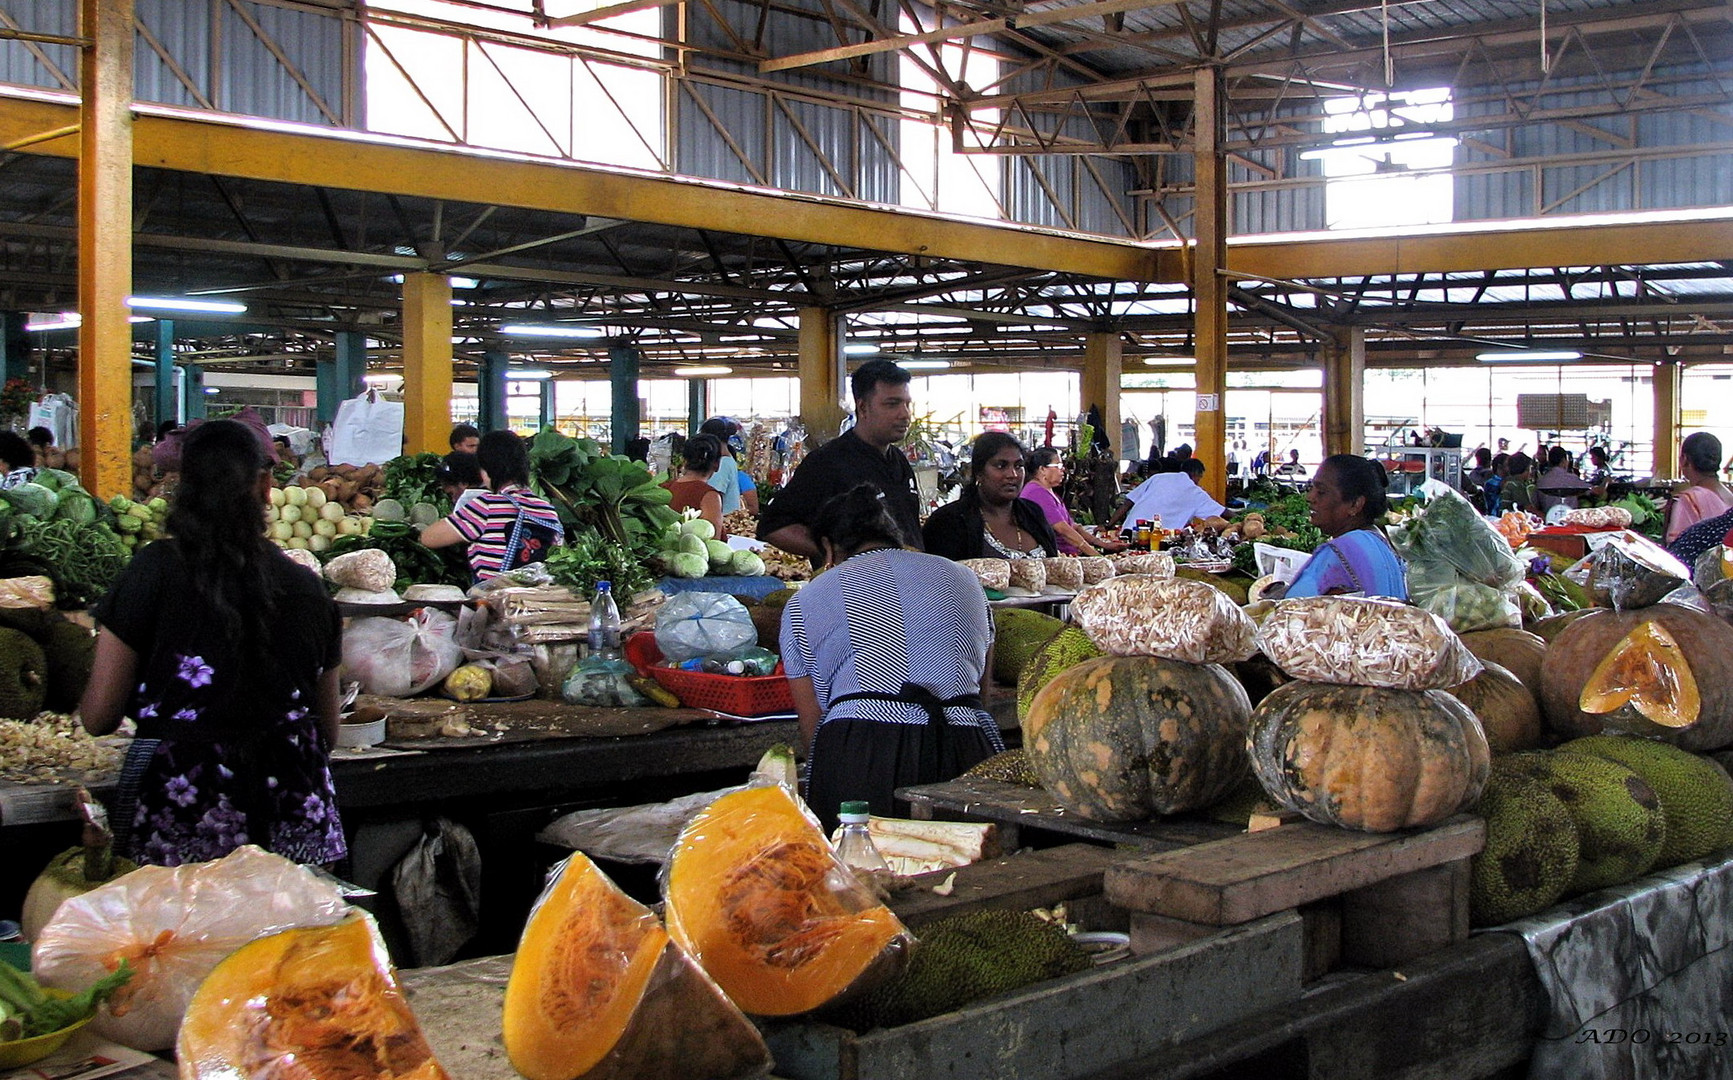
[343,610,464,697]
[31,846,350,1051]
[328,389,404,466]
[654,592,756,662]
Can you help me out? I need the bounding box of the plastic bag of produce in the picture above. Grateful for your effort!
[324,547,396,592]
[1257,595,1482,690]
[342,609,464,697]
[1111,552,1176,577]
[562,656,650,707]
[654,592,756,663]
[1408,579,1522,633]
[1388,487,1526,588]
[30,845,350,1051]
[1071,577,1258,664]
[1568,530,1692,610]
[957,558,1010,590]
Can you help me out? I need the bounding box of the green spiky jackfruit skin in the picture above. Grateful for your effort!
[0,626,47,719]
[1016,626,1104,723]
[992,609,1065,685]
[1497,751,1666,896]
[1468,770,1580,926]
[963,749,1043,788]
[1561,735,1733,867]
[828,909,1092,1031]
[42,616,96,714]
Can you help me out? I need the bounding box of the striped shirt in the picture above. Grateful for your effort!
[781,548,1000,736]
[445,484,564,581]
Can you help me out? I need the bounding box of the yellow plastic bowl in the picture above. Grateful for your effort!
[0,989,96,1069]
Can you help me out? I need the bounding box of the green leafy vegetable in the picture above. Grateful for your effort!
[321,521,471,592]
[382,453,452,515]
[0,958,132,1038]
[544,527,658,598]
[526,430,678,550]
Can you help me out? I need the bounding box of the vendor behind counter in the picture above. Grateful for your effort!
[1277,454,1407,602]
[922,432,1058,562]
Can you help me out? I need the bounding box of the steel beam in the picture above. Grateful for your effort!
[401,273,453,455]
[1082,331,1123,461]
[76,0,133,498]
[798,308,845,442]
[321,330,367,425]
[1191,67,1228,502]
[1323,326,1365,458]
[0,313,27,383]
[154,319,175,427]
[688,379,706,433]
[1654,360,1680,480]
[608,343,641,454]
[478,348,509,433]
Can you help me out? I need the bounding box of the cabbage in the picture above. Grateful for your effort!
[0,482,58,519]
[670,551,709,579]
[409,502,442,527]
[705,538,734,571]
[729,549,766,577]
[682,517,717,542]
[51,486,97,525]
[372,498,406,523]
[676,532,708,558]
[33,468,78,493]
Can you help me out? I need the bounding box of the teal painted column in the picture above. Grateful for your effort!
[184,366,207,419]
[608,344,640,454]
[478,349,509,433]
[154,319,176,427]
[0,313,28,383]
[318,331,367,425]
[688,378,706,434]
[539,381,554,431]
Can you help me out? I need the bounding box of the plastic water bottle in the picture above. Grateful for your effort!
[588,581,622,660]
[834,801,892,887]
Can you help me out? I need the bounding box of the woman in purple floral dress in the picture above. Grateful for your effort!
[81,419,346,867]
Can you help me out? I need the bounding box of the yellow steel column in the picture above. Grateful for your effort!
[1191,66,1229,502]
[401,272,453,455]
[1653,359,1680,478]
[798,307,845,442]
[1323,326,1366,458]
[1081,332,1122,458]
[77,0,133,497]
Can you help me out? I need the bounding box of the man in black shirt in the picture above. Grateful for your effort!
[760,359,921,559]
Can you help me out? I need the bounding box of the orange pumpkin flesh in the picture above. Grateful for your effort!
[1580,620,1701,729]
[504,852,769,1080]
[177,914,449,1080]
[665,785,910,1017]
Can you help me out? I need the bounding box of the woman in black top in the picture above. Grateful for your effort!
[923,431,1058,561]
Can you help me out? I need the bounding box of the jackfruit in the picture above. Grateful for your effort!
[1497,751,1666,896]
[1468,770,1579,926]
[826,909,1091,1031]
[42,615,96,714]
[1015,626,1104,723]
[1560,735,1733,867]
[1174,566,1250,606]
[962,749,1042,788]
[991,608,1065,685]
[0,627,47,719]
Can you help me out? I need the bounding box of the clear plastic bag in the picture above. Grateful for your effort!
[31,846,350,1051]
[1389,487,1526,588]
[562,656,650,707]
[342,610,464,697]
[654,592,757,663]
[1257,595,1483,690]
[1569,531,1693,610]
[1409,580,1522,634]
[1071,576,1258,664]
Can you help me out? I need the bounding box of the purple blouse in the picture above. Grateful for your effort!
[1019,481,1081,554]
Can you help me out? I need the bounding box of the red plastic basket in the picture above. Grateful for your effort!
[625,632,795,716]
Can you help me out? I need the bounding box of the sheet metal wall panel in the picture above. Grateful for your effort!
[677,79,766,186]
[0,1,77,90]
[1000,68,1137,237]
[213,1,352,124]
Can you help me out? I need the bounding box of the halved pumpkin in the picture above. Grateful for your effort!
[177,913,449,1080]
[1580,620,1701,729]
[664,785,911,1016]
[503,852,769,1080]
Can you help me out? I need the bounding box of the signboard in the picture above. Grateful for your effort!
[1196,393,1220,412]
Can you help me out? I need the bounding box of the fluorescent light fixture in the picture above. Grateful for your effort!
[672,365,733,377]
[386,275,480,289]
[898,359,952,371]
[362,373,401,385]
[499,323,606,340]
[1475,349,1583,362]
[1144,356,1195,365]
[127,296,248,314]
[203,386,220,394]
[843,343,880,355]
[25,313,152,330]
[507,369,554,380]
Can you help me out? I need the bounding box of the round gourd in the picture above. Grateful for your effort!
[1023,655,1252,822]
[663,785,911,1016]
[504,852,769,1080]
[177,913,449,1080]
[1445,661,1543,754]
[1458,628,1546,700]
[1249,680,1492,833]
[1539,606,1733,750]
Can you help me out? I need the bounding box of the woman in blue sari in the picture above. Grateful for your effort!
[1284,454,1408,601]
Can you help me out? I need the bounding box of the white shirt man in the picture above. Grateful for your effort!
[1117,461,1225,530]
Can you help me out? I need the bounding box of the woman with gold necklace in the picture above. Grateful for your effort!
[923,431,1059,561]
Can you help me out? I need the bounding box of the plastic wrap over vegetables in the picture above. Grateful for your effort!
[562,657,649,707]
[1568,531,1693,610]
[653,592,757,663]
[1071,576,1258,664]
[31,846,350,1051]
[504,852,771,1080]
[1257,595,1483,690]
[1389,487,1526,588]
[343,610,464,697]
[661,785,912,1017]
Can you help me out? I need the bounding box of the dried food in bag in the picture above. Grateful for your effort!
[1077,556,1116,584]
[1041,557,1084,591]
[1006,558,1046,592]
[1070,577,1258,665]
[1111,552,1176,577]
[957,558,1010,590]
[1257,595,1482,690]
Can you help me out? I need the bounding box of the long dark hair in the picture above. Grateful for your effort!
[1319,453,1390,523]
[967,431,1025,489]
[166,420,278,660]
[813,483,904,557]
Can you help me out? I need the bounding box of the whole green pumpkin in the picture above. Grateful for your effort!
[1023,655,1252,822]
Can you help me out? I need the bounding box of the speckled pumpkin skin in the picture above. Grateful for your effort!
[1023,655,1252,822]
[1248,681,1492,833]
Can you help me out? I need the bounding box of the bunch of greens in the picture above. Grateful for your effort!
[321,521,471,593]
[526,430,678,549]
[382,453,452,515]
[1608,492,1665,540]
[1230,492,1325,576]
[0,958,132,1039]
[544,528,658,598]
[4,517,131,606]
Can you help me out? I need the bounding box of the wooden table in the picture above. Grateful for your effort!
[897,776,1242,852]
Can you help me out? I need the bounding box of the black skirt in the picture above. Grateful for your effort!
[804,717,1000,833]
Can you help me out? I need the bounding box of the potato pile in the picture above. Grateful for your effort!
[290,464,386,514]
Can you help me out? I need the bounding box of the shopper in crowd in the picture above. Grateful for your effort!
[435,451,486,514]
[1583,445,1613,488]
[624,436,651,463]
[662,433,727,539]
[0,431,36,490]
[448,423,481,455]
[1275,448,1307,477]
[699,416,759,515]
[1465,447,1494,496]
[923,431,1058,561]
[1110,457,1224,532]
[81,419,346,867]
[781,483,1003,832]
[1668,504,1733,567]
[26,426,54,463]
[1280,454,1407,601]
[1018,446,1125,557]
[1535,445,1593,512]
[760,359,922,559]
[420,429,564,581]
[1499,452,1536,513]
[1482,452,1511,514]
[1665,432,1733,543]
